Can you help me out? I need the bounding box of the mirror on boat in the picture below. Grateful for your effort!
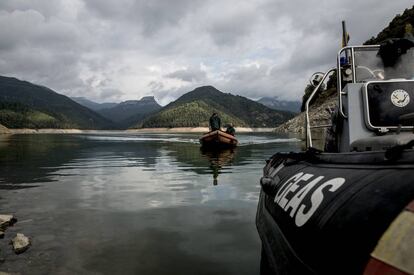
[309,72,325,87]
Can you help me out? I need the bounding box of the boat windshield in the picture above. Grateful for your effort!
[354,47,414,82]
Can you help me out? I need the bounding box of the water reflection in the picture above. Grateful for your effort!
[200,148,235,186]
[0,133,301,275]
[0,134,83,188]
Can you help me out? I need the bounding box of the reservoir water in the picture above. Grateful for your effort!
[0,133,300,275]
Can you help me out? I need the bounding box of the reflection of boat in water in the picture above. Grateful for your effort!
[200,147,235,185]
[199,130,238,149]
[257,24,414,275]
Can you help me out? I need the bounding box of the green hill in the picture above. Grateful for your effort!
[134,86,294,128]
[0,76,112,129]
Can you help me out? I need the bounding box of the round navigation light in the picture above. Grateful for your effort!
[391,89,410,107]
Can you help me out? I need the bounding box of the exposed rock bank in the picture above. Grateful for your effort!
[0,124,10,134]
[274,96,337,138]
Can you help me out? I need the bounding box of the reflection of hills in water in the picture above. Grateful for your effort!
[0,135,162,189]
[0,135,81,189]
[0,133,300,191]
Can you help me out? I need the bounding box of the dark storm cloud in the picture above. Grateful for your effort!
[0,0,413,104]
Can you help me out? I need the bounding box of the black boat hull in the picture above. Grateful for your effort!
[257,150,414,275]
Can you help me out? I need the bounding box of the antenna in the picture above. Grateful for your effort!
[342,21,350,61]
[342,21,348,47]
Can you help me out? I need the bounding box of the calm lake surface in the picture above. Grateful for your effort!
[0,133,300,275]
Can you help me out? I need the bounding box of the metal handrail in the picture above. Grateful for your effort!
[337,45,380,118]
[310,124,332,129]
[305,68,336,148]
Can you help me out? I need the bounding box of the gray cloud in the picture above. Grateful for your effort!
[0,0,413,104]
[165,67,207,83]
[84,0,204,37]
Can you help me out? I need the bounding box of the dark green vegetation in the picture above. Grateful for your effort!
[137,86,294,128]
[0,101,58,129]
[0,76,112,129]
[365,5,414,45]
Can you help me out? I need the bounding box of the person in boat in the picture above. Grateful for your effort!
[209,113,221,131]
[225,123,236,136]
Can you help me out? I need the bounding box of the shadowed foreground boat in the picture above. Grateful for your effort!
[199,130,238,149]
[257,32,414,275]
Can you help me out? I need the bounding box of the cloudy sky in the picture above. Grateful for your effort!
[0,0,412,105]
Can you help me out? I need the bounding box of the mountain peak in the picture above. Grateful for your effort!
[192,86,221,94]
[136,86,294,128]
[140,96,156,101]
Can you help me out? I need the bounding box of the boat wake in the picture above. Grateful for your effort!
[82,135,200,144]
[238,138,300,146]
[82,134,300,146]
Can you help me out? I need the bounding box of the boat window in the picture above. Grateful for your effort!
[354,47,414,82]
[354,48,385,82]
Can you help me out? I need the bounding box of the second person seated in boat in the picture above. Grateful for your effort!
[225,123,236,136]
[209,113,221,131]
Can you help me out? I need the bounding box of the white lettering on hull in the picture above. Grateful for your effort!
[273,172,345,227]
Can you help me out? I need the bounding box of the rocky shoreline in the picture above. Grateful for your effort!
[0,124,10,135]
[0,127,278,134]
[274,95,337,138]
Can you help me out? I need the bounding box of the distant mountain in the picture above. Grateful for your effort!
[134,86,294,128]
[97,96,162,127]
[0,76,112,129]
[257,97,301,113]
[71,97,118,111]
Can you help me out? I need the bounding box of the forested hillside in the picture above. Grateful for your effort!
[135,86,294,128]
[0,76,112,129]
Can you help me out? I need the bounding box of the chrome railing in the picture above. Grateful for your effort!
[305,68,337,148]
[336,45,380,118]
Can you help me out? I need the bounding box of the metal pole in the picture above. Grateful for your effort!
[305,68,336,148]
[342,21,349,60]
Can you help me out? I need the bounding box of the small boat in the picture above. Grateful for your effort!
[257,23,414,275]
[199,130,238,149]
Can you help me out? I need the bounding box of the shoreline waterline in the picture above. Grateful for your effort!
[2,127,278,134]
